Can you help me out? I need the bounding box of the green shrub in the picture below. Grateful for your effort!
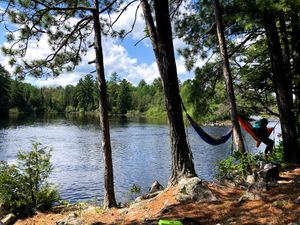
[216,151,259,181]
[0,142,60,215]
[216,142,286,182]
[216,155,236,179]
[65,105,76,113]
[269,141,284,162]
[127,184,141,200]
[145,106,166,118]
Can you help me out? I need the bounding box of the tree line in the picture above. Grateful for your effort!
[0,63,275,122]
[0,65,167,117]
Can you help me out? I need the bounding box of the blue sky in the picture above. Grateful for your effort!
[0,2,200,87]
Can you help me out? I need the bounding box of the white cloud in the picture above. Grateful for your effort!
[26,72,82,87]
[17,35,158,87]
[1,32,197,87]
[102,36,159,84]
[0,53,10,71]
[125,62,159,84]
[0,1,202,87]
[108,2,146,42]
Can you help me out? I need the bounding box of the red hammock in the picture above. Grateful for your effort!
[237,115,274,147]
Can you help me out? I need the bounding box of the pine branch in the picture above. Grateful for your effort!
[228,28,261,58]
[169,0,183,19]
[254,89,279,117]
[31,0,95,12]
[111,0,139,27]
[45,15,93,63]
[122,2,141,38]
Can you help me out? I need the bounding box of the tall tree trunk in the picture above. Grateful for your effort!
[212,0,245,153]
[141,0,197,184]
[279,11,291,80]
[291,12,300,138]
[93,0,117,208]
[263,9,300,163]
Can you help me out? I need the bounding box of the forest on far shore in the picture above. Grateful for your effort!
[0,64,277,123]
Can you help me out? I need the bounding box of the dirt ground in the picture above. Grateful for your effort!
[14,165,300,225]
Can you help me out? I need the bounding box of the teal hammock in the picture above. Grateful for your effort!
[185,113,232,145]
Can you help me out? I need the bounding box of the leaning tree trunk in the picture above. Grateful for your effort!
[93,1,117,208]
[212,0,245,153]
[263,9,300,163]
[141,0,197,185]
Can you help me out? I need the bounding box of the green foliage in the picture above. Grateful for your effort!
[132,80,153,113]
[145,106,167,118]
[116,79,132,114]
[216,151,260,181]
[0,65,11,114]
[216,155,236,179]
[127,184,141,200]
[107,72,120,113]
[174,0,280,118]
[1,1,95,78]
[65,105,76,113]
[106,75,165,116]
[4,71,167,118]
[9,79,44,113]
[76,74,97,112]
[180,68,229,123]
[0,142,60,215]
[269,141,284,162]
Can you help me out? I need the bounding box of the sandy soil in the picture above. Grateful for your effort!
[14,165,300,225]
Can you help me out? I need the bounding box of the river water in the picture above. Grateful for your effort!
[0,113,281,203]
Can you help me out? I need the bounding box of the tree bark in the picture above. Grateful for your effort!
[141,0,197,184]
[93,0,117,208]
[212,0,245,153]
[263,9,300,163]
[291,12,300,138]
[279,11,291,81]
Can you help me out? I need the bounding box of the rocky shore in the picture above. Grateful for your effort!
[3,164,300,225]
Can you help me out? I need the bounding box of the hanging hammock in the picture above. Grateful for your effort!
[237,115,274,147]
[185,113,232,146]
[180,99,232,145]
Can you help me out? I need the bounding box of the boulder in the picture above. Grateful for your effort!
[149,180,164,193]
[135,191,162,202]
[258,161,267,169]
[258,163,280,182]
[1,213,15,225]
[217,178,238,188]
[178,177,217,202]
[175,194,193,204]
[239,191,263,201]
[246,174,256,184]
[247,181,268,192]
[55,213,85,225]
[238,181,268,203]
[294,196,300,204]
[134,181,164,202]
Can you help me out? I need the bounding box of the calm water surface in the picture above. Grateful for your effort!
[0,114,281,203]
